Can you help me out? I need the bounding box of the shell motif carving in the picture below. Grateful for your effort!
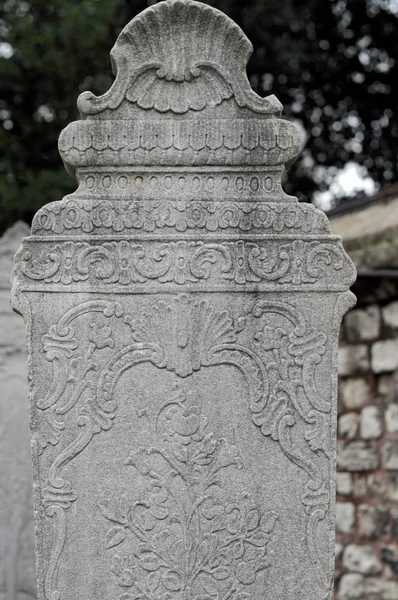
[127,295,240,377]
[78,0,282,116]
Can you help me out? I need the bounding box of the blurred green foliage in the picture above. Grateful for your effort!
[1,0,397,232]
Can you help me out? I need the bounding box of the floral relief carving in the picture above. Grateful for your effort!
[32,199,329,236]
[35,295,336,600]
[19,239,353,289]
[99,385,278,600]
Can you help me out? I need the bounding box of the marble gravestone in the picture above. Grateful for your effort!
[11,1,356,599]
[0,222,36,600]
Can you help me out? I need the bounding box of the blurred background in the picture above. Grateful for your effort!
[1,1,398,600]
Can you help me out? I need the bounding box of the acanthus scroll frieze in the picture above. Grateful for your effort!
[18,238,355,290]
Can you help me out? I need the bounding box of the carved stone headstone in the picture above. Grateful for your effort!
[0,222,36,600]
[11,2,356,599]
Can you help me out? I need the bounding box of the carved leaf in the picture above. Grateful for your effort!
[262,510,279,534]
[169,539,184,563]
[106,526,126,549]
[162,571,182,592]
[197,538,210,565]
[236,561,256,585]
[212,566,230,580]
[172,442,189,463]
[245,509,260,532]
[151,504,169,520]
[138,549,166,572]
[199,573,218,597]
[99,500,118,522]
[247,531,267,547]
[233,540,245,559]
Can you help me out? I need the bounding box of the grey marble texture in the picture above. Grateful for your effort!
[11,2,356,600]
[0,222,36,600]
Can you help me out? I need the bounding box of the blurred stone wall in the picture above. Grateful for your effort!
[335,299,398,599]
[0,222,37,600]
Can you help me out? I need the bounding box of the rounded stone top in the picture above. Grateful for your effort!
[77,0,282,118]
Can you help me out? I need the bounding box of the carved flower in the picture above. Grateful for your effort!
[254,326,289,352]
[185,202,208,229]
[110,554,137,588]
[88,322,114,350]
[165,404,204,443]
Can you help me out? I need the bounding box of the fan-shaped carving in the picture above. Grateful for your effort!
[78,0,282,116]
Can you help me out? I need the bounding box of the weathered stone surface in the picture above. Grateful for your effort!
[345,305,380,342]
[339,377,371,410]
[0,223,37,600]
[337,441,379,471]
[338,345,369,376]
[11,2,356,600]
[360,406,382,440]
[371,340,398,373]
[342,544,382,575]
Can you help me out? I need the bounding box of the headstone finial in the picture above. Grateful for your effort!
[77,0,282,117]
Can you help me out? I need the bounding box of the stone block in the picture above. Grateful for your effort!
[368,473,398,503]
[382,300,398,328]
[345,305,380,341]
[381,545,398,576]
[336,472,353,496]
[342,544,382,575]
[378,374,395,397]
[357,504,388,540]
[339,412,359,439]
[338,345,370,376]
[338,574,365,600]
[386,403,398,433]
[366,577,398,600]
[340,377,371,410]
[337,573,364,600]
[371,339,398,373]
[383,440,398,470]
[352,474,368,498]
[336,502,355,534]
[337,441,379,471]
[377,372,398,399]
[391,509,398,538]
[336,542,344,562]
[360,406,382,439]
